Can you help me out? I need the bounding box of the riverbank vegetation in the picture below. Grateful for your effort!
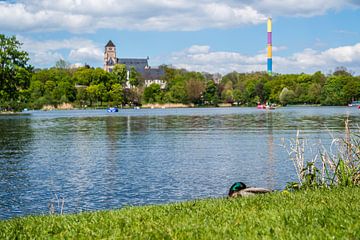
[284,120,360,190]
[0,187,359,239]
[1,35,360,111]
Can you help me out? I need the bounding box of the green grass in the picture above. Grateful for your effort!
[1,187,359,239]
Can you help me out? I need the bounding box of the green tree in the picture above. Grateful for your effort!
[203,80,218,105]
[221,81,234,103]
[43,80,57,104]
[279,87,295,106]
[129,67,141,87]
[73,67,94,86]
[96,83,108,106]
[333,66,353,77]
[54,79,76,103]
[29,80,44,101]
[125,87,142,106]
[321,76,347,105]
[144,83,161,103]
[86,85,98,106]
[76,87,88,107]
[307,83,322,104]
[168,81,187,103]
[244,80,256,104]
[55,59,70,69]
[343,78,360,103]
[186,79,205,104]
[222,89,234,103]
[233,89,244,105]
[0,34,32,110]
[109,83,124,106]
[111,64,127,86]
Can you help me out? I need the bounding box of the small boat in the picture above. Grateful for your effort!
[257,103,276,110]
[348,101,360,107]
[107,107,118,112]
[257,104,266,109]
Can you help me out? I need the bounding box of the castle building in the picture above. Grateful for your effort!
[103,40,165,88]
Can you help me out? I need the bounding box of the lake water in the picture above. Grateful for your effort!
[0,106,359,219]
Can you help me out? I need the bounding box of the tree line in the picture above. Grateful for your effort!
[1,34,359,111]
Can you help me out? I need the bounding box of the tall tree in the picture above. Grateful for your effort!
[111,64,127,86]
[186,79,205,104]
[109,83,124,106]
[279,87,295,106]
[0,34,32,110]
[203,80,218,105]
[55,59,70,69]
[129,67,141,87]
[144,83,162,103]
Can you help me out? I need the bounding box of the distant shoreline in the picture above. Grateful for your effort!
[2,104,355,114]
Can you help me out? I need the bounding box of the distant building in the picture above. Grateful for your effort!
[212,73,222,84]
[103,40,166,88]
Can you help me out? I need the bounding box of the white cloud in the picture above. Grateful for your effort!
[15,36,360,74]
[250,0,345,17]
[0,1,263,32]
[324,43,360,62]
[167,42,360,74]
[187,45,211,54]
[0,0,355,33]
[69,47,103,61]
[70,62,85,69]
[18,36,103,67]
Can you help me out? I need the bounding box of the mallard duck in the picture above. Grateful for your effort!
[228,182,271,198]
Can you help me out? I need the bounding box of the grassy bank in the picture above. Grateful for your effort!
[1,187,359,239]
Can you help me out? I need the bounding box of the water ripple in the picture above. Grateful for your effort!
[0,106,359,219]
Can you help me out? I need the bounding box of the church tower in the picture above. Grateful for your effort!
[104,40,117,72]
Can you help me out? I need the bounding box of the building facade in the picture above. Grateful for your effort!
[104,40,166,88]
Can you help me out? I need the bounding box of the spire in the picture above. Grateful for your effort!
[105,40,115,47]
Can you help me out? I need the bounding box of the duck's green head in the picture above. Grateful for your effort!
[228,182,247,196]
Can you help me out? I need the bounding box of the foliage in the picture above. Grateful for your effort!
[128,67,141,87]
[203,80,219,105]
[1,37,359,110]
[54,59,70,69]
[1,187,359,239]
[109,84,124,106]
[185,78,205,104]
[0,34,32,111]
[143,83,162,103]
[9,65,360,109]
[279,87,295,105]
[111,64,127,86]
[284,120,360,190]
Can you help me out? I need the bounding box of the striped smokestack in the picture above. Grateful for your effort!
[267,17,272,75]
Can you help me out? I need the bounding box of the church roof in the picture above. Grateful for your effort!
[105,40,115,47]
[118,58,149,73]
[142,68,165,80]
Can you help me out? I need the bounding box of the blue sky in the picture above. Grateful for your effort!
[1,0,360,74]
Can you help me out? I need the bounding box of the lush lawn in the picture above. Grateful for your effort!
[1,187,359,239]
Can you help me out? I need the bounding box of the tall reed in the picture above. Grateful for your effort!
[284,119,360,190]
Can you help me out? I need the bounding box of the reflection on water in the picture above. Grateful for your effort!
[0,107,359,219]
[0,115,33,218]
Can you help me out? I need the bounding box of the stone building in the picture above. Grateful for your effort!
[103,40,166,88]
